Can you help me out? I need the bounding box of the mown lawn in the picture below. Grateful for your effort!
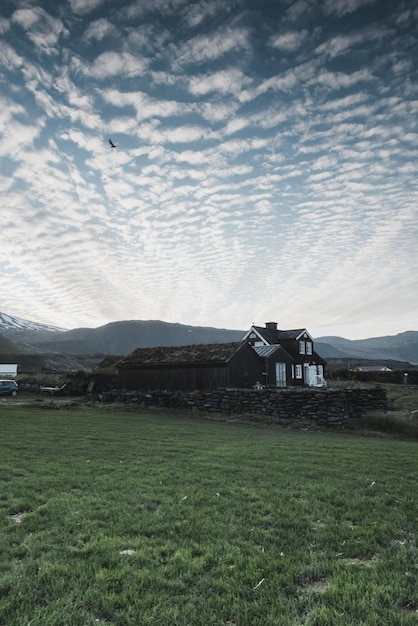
[0,403,417,625]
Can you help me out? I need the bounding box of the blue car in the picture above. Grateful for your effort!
[0,380,18,396]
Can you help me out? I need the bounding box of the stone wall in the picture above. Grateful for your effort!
[97,386,388,427]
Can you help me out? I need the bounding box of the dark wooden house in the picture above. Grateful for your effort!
[116,342,267,392]
[243,322,326,387]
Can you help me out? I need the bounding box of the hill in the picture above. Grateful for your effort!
[0,333,26,355]
[315,332,418,364]
[1,311,417,368]
[31,320,246,355]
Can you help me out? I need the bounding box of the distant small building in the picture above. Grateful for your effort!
[353,366,392,373]
[0,364,18,377]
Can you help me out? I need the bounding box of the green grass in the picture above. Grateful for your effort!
[383,383,418,412]
[329,380,418,413]
[1,404,417,625]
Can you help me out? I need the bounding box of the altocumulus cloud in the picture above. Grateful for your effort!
[0,0,417,339]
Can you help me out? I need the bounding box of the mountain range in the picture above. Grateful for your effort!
[0,311,417,369]
[314,333,418,364]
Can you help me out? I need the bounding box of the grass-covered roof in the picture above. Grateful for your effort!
[117,342,243,367]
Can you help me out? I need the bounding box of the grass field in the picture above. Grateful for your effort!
[329,380,418,414]
[1,402,417,625]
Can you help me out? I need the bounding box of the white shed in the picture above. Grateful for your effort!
[0,364,18,377]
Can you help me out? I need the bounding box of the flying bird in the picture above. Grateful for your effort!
[109,139,116,148]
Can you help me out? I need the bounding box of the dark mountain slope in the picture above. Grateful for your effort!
[1,310,417,365]
[0,333,28,355]
[32,320,246,355]
[315,332,418,364]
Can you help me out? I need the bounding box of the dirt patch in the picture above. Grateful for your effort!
[9,512,28,523]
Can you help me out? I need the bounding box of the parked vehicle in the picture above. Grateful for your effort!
[0,380,18,396]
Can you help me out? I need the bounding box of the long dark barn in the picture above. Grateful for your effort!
[116,342,266,392]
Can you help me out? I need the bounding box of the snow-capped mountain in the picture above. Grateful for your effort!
[0,312,66,349]
[0,312,66,333]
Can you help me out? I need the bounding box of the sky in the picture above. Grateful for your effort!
[1,0,417,339]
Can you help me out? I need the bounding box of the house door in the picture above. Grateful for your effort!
[275,362,286,387]
[304,364,317,385]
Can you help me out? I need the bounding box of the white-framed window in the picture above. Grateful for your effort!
[299,341,305,354]
[317,365,323,377]
[295,364,302,379]
[306,342,312,355]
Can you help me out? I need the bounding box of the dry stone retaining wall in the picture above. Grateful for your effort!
[98,387,388,427]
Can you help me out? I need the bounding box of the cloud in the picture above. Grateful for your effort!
[199,100,240,123]
[174,26,250,65]
[69,0,107,15]
[0,17,10,34]
[313,68,374,89]
[0,41,24,70]
[72,51,148,79]
[271,30,309,51]
[170,126,211,143]
[119,0,189,20]
[54,71,94,111]
[0,0,417,338]
[0,97,25,125]
[322,0,377,17]
[315,26,390,58]
[320,92,369,111]
[285,0,314,22]
[11,7,68,54]
[238,59,320,103]
[83,18,117,41]
[188,68,251,96]
[101,88,188,121]
[184,0,240,27]
[0,119,41,160]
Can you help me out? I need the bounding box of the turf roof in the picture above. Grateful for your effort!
[117,342,243,366]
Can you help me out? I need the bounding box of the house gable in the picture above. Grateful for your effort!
[244,325,313,345]
[293,330,313,342]
[243,328,270,346]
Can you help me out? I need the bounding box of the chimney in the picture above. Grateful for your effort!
[265,321,278,332]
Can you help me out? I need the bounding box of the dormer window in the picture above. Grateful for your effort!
[306,342,312,355]
[299,341,305,354]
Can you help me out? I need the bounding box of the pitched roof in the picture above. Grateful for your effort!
[251,326,310,343]
[276,329,309,340]
[248,325,326,364]
[253,345,281,358]
[117,342,243,367]
[252,344,294,361]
